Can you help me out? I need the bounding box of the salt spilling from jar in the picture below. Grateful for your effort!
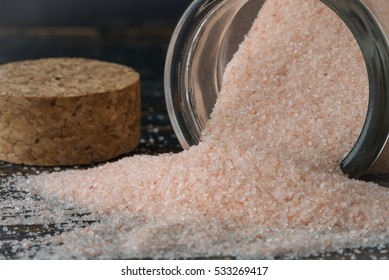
[5,0,389,259]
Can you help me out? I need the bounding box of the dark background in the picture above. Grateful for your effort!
[0,0,192,26]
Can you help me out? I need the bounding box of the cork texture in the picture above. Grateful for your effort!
[0,58,141,166]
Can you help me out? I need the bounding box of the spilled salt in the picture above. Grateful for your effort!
[6,0,389,259]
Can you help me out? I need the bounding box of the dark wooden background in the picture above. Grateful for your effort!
[0,0,192,26]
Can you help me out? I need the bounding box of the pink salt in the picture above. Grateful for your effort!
[20,0,389,259]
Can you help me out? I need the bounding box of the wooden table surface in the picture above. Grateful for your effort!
[0,25,388,259]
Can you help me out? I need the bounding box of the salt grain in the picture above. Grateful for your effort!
[4,0,389,259]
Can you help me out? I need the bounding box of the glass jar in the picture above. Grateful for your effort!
[164,0,389,179]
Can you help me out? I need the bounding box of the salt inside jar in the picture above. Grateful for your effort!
[164,0,389,179]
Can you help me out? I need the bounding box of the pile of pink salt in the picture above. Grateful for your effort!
[16,0,389,259]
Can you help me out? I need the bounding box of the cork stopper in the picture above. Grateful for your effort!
[0,58,141,166]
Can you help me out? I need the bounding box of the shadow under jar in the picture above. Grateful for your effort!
[164,0,389,179]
